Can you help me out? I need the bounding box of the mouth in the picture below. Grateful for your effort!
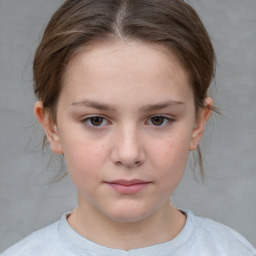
[105,179,151,194]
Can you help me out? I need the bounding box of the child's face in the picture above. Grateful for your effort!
[36,40,211,222]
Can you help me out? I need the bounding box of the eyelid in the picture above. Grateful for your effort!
[145,114,175,127]
[81,115,111,128]
[80,114,175,130]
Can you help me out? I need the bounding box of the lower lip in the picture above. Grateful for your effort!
[107,183,149,194]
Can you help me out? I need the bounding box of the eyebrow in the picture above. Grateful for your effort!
[140,100,185,113]
[71,100,115,111]
[71,99,185,112]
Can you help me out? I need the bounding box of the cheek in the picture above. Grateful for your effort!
[150,129,192,184]
[153,132,191,167]
[62,137,107,182]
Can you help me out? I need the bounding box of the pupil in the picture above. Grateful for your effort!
[91,117,103,126]
[152,116,164,126]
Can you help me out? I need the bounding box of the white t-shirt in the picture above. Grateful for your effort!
[1,210,256,256]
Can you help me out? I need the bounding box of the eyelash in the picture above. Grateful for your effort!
[146,115,174,127]
[80,115,175,129]
[81,115,111,129]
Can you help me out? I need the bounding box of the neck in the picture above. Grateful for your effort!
[67,196,186,251]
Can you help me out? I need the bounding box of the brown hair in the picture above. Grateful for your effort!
[33,0,216,178]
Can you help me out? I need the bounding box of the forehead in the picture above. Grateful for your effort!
[64,40,188,79]
[60,40,193,108]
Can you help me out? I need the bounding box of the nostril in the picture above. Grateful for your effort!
[114,160,142,168]
[115,161,123,166]
[127,160,142,168]
[134,161,142,166]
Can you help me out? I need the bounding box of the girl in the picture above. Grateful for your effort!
[2,0,255,255]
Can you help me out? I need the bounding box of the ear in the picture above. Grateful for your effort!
[189,97,213,151]
[34,101,63,154]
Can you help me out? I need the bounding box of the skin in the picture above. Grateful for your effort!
[34,40,212,250]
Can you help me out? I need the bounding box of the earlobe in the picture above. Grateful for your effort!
[34,101,63,154]
[189,97,213,151]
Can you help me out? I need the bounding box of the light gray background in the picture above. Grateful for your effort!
[0,0,255,252]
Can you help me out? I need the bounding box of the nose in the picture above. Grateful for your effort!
[110,126,145,168]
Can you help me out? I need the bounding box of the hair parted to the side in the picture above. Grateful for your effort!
[33,0,216,178]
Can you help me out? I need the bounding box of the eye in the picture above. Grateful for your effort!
[82,116,109,127]
[89,116,104,126]
[147,115,173,127]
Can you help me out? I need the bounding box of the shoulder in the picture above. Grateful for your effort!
[1,220,65,256]
[185,210,256,255]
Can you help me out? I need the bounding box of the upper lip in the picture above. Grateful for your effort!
[105,179,149,185]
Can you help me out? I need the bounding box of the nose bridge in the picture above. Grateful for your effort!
[111,122,145,167]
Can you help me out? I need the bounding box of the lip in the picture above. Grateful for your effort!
[105,179,150,194]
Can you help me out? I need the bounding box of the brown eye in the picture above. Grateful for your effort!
[147,116,173,127]
[89,117,104,126]
[151,116,165,126]
[82,116,109,129]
